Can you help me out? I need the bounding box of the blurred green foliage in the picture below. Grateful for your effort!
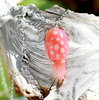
[0,57,10,100]
[18,0,64,10]
[0,57,19,100]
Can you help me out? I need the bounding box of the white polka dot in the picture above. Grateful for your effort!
[60,48,65,53]
[56,54,60,58]
[50,51,54,55]
[53,31,57,35]
[60,41,64,45]
[56,37,60,41]
[54,44,59,50]
[15,54,19,58]
[60,34,63,38]
[51,61,54,65]
[61,60,65,63]
[50,37,53,41]
[50,46,53,49]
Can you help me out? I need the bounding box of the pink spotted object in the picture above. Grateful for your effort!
[44,27,69,86]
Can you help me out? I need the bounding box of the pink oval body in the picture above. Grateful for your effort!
[44,27,69,60]
[44,27,69,86]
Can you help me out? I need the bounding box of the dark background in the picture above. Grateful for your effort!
[19,0,99,16]
[57,0,99,15]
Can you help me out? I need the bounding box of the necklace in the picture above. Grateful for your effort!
[16,6,69,87]
[43,11,69,87]
[19,16,42,93]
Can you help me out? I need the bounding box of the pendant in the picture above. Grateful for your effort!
[44,27,69,86]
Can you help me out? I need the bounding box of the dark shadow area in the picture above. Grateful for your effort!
[51,0,99,15]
